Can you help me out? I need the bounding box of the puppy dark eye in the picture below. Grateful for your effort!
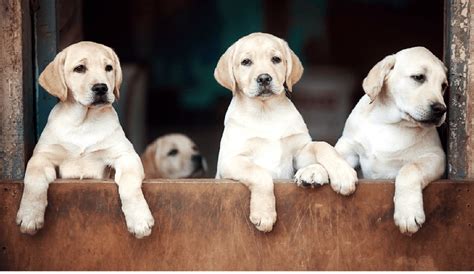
[441,82,448,92]
[192,145,197,151]
[271,56,281,64]
[105,65,113,72]
[73,65,86,73]
[241,58,252,66]
[167,149,178,156]
[411,74,425,83]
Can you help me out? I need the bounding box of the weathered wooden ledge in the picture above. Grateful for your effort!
[0,180,472,270]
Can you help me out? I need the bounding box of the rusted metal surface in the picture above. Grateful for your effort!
[0,180,472,270]
[0,0,35,179]
[445,0,472,179]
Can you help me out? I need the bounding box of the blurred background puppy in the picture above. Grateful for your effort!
[141,133,207,179]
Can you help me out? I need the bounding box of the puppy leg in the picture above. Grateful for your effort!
[334,137,360,169]
[394,152,445,235]
[220,156,276,232]
[16,154,56,234]
[298,142,357,195]
[114,153,155,238]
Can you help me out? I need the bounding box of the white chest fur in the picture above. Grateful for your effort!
[37,103,125,179]
[218,96,310,179]
[354,120,435,179]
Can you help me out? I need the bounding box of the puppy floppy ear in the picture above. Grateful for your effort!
[363,55,395,102]
[39,50,68,101]
[214,43,237,92]
[141,141,161,179]
[104,46,123,100]
[281,39,304,92]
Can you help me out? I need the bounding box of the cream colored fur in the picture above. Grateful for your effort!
[215,33,357,232]
[16,41,154,238]
[335,47,448,234]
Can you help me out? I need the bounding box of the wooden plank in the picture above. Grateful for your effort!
[445,0,473,179]
[0,0,35,179]
[0,180,472,270]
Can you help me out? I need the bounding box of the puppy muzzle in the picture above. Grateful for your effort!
[419,103,447,126]
[190,154,207,176]
[91,83,111,106]
[256,73,275,97]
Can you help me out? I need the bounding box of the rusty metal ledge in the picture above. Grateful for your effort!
[0,180,472,270]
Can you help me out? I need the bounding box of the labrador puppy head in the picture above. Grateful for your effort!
[142,133,207,179]
[363,47,448,127]
[39,41,122,107]
[214,32,303,99]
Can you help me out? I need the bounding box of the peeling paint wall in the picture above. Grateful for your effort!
[446,0,472,179]
[0,0,34,179]
[469,0,474,177]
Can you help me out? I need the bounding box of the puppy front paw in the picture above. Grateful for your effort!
[250,209,277,232]
[394,197,425,235]
[328,162,357,195]
[123,205,155,239]
[16,203,46,235]
[294,164,329,188]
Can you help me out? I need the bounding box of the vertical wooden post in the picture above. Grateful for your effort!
[0,0,35,179]
[445,0,474,179]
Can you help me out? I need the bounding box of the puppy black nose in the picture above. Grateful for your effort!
[191,155,203,167]
[92,83,108,96]
[430,103,447,116]
[257,73,272,86]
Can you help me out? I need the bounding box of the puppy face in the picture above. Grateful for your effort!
[144,134,206,179]
[214,32,303,99]
[363,47,448,127]
[39,41,122,107]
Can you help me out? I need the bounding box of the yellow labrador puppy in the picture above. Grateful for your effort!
[16,41,155,238]
[335,47,447,235]
[141,133,207,179]
[214,32,357,232]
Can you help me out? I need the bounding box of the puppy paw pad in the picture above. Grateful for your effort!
[294,164,329,188]
[329,166,357,195]
[125,209,155,239]
[16,206,46,235]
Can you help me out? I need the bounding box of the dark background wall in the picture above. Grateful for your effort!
[73,0,444,177]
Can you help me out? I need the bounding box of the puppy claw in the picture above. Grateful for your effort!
[123,205,155,239]
[127,215,155,239]
[250,211,277,233]
[294,164,329,189]
[300,181,314,188]
[394,203,425,235]
[328,163,357,196]
[16,204,46,235]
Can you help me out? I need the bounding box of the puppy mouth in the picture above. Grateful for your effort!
[257,87,275,97]
[406,113,444,127]
[189,166,205,177]
[188,158,207,177]
[91,95,111,106]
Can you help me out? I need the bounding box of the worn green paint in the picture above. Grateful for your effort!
[34,0,59,139]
